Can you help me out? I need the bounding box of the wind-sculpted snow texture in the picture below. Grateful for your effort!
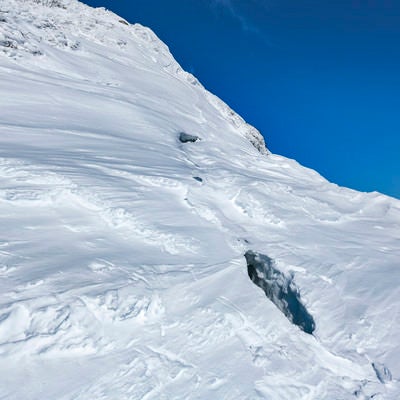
[0,1,400,399]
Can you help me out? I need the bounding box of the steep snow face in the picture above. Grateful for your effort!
[0,0,267,155]
[0,1,400,399]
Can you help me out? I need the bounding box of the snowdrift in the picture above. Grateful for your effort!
[1,1,399,399]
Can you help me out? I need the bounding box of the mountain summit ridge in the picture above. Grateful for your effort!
[0,0,268,155]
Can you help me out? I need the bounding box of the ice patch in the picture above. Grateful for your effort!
[245,251,315,334]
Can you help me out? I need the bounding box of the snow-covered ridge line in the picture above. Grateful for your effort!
[0,0,268,154]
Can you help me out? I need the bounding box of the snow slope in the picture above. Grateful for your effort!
[0,1,399,399]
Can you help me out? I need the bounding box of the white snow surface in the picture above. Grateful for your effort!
[0,1,399,399]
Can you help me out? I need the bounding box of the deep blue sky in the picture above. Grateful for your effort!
[84,0,400,199]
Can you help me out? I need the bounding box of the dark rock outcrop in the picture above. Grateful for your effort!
[245,250,315,334]
[179,132,200,143]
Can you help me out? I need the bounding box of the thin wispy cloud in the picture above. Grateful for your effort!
[210,0,259,33]
[208,0,273,45]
